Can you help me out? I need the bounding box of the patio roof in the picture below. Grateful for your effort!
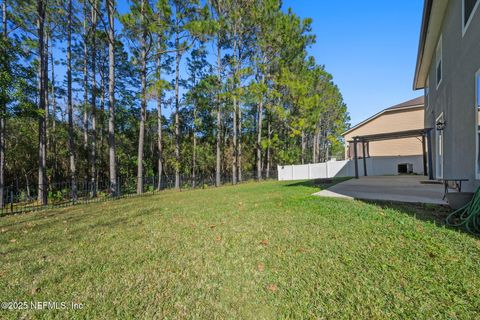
[348,128,433,143]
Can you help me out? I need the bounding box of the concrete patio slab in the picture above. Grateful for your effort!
[313,176,447,205]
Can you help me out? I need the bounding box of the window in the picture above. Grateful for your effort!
[476,70,480,178]
[436,36,442,88]
[463,0,479,34]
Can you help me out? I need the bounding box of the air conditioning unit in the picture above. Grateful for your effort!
[398,163,413,174]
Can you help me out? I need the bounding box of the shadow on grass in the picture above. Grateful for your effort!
[360,199,480,239]
[0,192,160,229]
[284,177,479,238]
[284,177,352,189]
[2,205,155,257]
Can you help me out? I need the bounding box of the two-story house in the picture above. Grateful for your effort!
[414,0,480,191]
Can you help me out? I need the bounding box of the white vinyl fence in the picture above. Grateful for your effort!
[277,156,424,181]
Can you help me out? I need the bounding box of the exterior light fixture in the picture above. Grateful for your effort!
[436,120,446,131]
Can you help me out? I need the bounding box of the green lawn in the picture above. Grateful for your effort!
[1,180,479,319]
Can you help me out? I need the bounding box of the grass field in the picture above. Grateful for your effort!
[1,179,480,319]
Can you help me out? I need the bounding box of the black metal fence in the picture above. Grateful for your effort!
[0,170,278,216]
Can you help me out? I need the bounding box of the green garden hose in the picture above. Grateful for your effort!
[446,187,480,235]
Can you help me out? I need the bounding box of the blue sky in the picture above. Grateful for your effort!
[283,0,424,126]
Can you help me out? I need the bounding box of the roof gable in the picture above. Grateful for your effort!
[342,97,425,136]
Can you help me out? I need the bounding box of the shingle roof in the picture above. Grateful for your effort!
[385,96,425,111]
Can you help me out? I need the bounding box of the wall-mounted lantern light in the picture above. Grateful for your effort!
[436,120,446,131]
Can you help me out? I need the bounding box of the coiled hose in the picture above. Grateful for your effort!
[446,187,480,235]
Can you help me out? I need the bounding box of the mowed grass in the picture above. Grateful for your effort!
[1,180,480,319]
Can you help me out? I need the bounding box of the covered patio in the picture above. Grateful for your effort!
[350,128,434,180]
[314,175,447,205]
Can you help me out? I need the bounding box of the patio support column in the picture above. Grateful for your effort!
[353,138,359,179]
[422,134,428,176]
[362,141,368,176]
[426,129,434,180]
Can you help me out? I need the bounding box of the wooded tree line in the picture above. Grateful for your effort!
[0,0,349,205]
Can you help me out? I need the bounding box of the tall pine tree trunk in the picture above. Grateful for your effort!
[50,43,57,180]
[266,115,271,178]
[232,96,237,185]
[0,0,6,207]
[237,99,242,182]
[231,26,238,185]
[156,50,163,190]
[174,31,180,190]
[136,0,146,194]
[301,130,305,164]
[317,131,321,162]
[323,127,330,161]
[107,0,116,195]
[90,0,97,197]
[67,0,77,201]
[44,32,49,153]
[192,107,196,188]
[233,30,241,183]
[37,0,47,205]
[191,63,197,188]
[83,2,89,182]
[215,40,222,187]
[43,13,49,198]
[99,51,106,184]
[256,72,265,180]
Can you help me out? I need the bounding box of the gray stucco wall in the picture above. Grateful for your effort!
[424,0,480,191]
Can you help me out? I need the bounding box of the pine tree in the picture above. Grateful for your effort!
[36,0,48,204]
[209,0,224,186]
[121,0,156,194]
[66,0,77,199]
[1,0,7,207]
[170,0,203,189]
[153,0,171,190]
[106,0,117,195]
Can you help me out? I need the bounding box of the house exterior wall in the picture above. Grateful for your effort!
[424,0,480,191]
[344,108,424,158]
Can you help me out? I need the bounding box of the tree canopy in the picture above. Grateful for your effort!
[0,0,349,204]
